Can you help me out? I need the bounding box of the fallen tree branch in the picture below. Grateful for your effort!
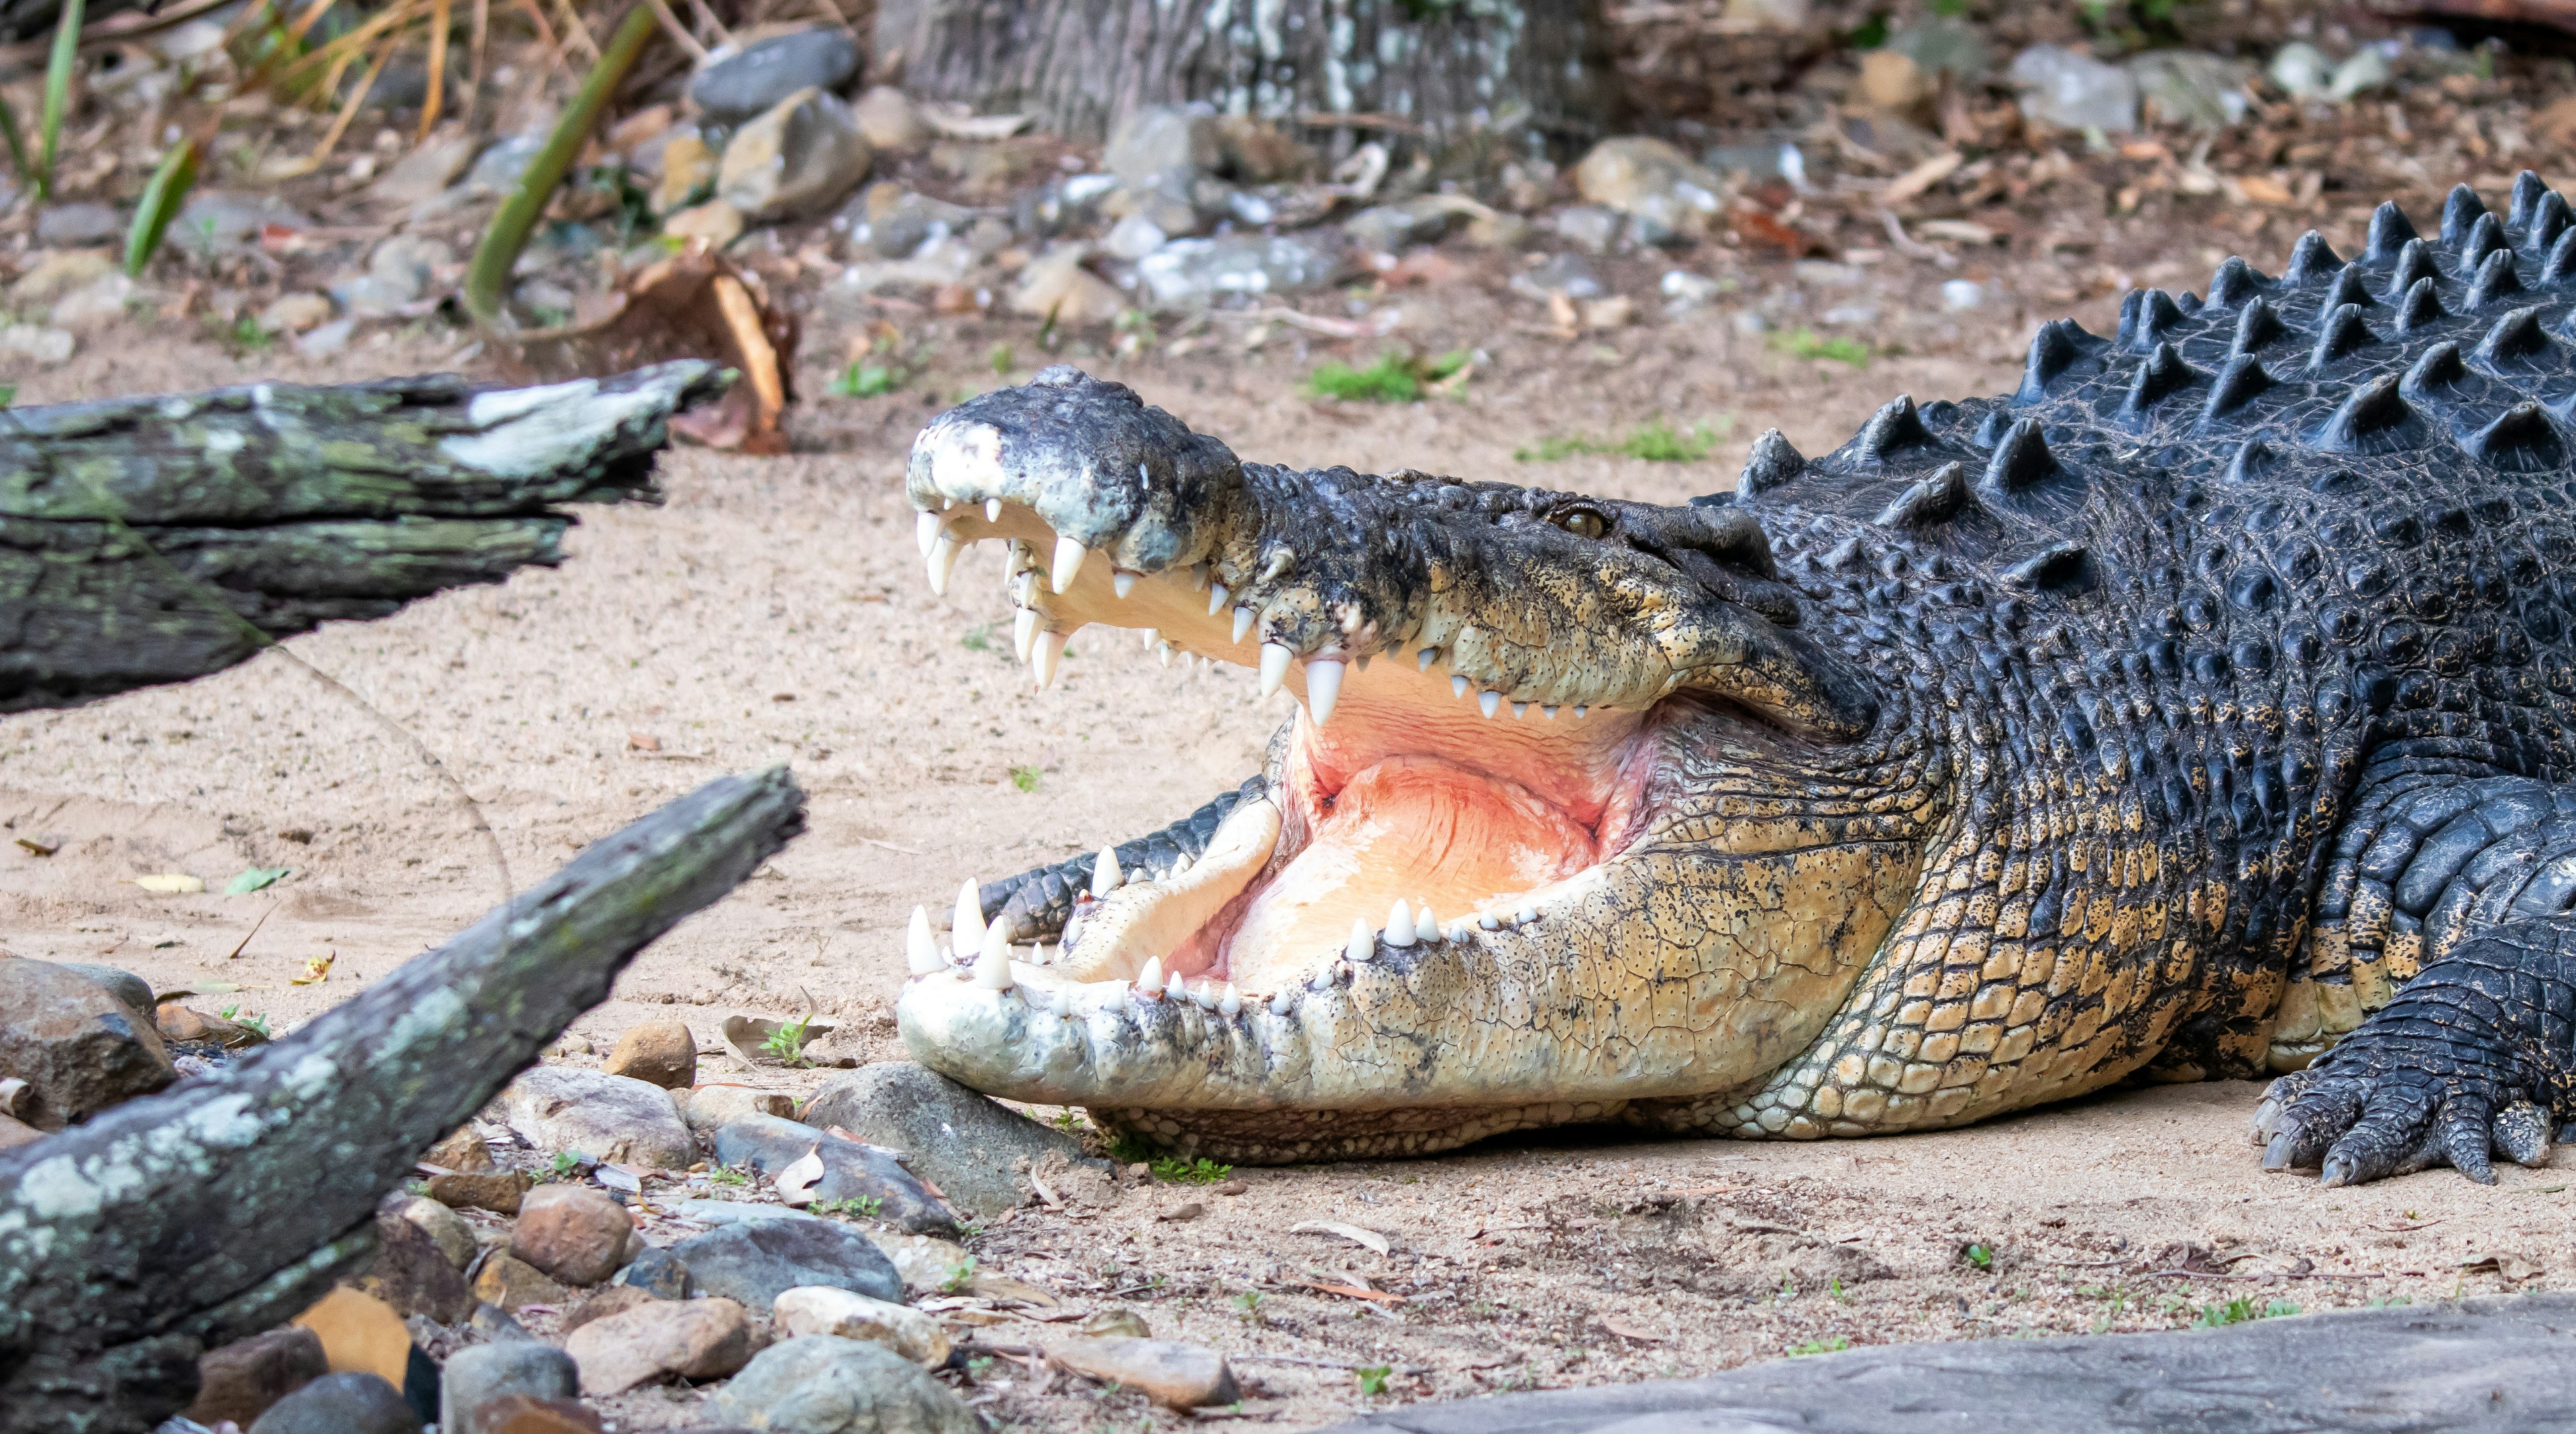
[0,766,808,1434]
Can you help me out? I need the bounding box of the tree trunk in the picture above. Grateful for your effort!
[900,0,1613,149]
[0,361,722,714]
[0,767,808,1434]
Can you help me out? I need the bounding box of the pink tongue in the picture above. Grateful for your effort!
[1218,757,1596,990]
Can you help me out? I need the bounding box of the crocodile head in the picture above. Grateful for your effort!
[896,368,1945,1160]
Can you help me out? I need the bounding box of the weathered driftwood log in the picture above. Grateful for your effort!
[0,360,726,714]
[0,766,807,1434]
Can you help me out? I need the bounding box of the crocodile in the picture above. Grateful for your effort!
[896,174,2576,1188]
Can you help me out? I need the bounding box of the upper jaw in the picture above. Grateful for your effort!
[906,367,1879,738]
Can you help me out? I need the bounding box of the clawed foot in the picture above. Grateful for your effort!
[2252,1070,2555,1187]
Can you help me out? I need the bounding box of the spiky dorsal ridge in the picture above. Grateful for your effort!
[1735,427,1805,502]
[1736,172,2576,602]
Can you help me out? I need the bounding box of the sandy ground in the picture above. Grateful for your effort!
[11,236,2575,1431]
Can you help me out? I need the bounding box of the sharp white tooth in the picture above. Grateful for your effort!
[1007,539,1034,575]
[1417,906,1441,940]
[1447,921,1474,941]
[1574,706,1589,719]
[1383,900,1415,948]
[1543,706,1559,719]
[1346,918,1375,963]
[1142,627,1161,651]
[1269,989,1293,1015]
[1220,983,1242,1016]
[985,498,1002,521]
[1159,641,1176,667]
[916,511,947,555]
[1208,582,1230,616]
[1165,967,1189,999]
[1516,904,1540,924]
[1259,642,1292,696]
[1032,628,1069,687]
[1479,913,1501,930]
[1091,846,1122,898]
[1114,571,1138,598]
[942,497,955,511]
[1171,853,1192,875]
[954,880,985,958]
[976,924,1014,989]
[1051,535,1089,594]
[906,905,943,975]
[1233,606,1256,643]
[1452,675,1470,699]
[1063,912,1086,950]
[1191,978,1216,1009]
[1305,658,1345,724]
[1417,647,1439,671]
[1356,653,1372,673]
[1511,701,1528,718]
[1138,954,1165,994]
[927,535,963,595]
[1014,608,1040,661]
[1479,690,1501,718]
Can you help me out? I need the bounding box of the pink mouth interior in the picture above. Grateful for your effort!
[1157,690,1662,990]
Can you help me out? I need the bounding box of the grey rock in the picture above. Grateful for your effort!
[614,1242,695,1299]
[1134,233,1339,309]
[1507,252,1605,301]
[799,1063,1088,1218]
[712,1112,958,1231]
[1548,205,1620,254]
[1883,14,1988,80]
[680,1083,796,1135]
[468,1301,535,1343]
[690,28,860,124]
[1102,213,1169,262]
[184,1327,327,1428]
[0,958,175,1129]
[1343,199,1460,255]
[51,962,151,1015]
[1317,1293,2576,1434]
[464,131,547,198]
[851,85,926,150]
[718,87,873,221]
[668,1215,904,1311]
[173,191,313,252]
[708,1335,981,1434]
[439,1343,576,1434]
[2128,50,2254,129]
[1103,105,1221,191]
[34,203,122,247]
[244,1372,419,1434]
[500,1065,694,1168]
[2008,43,2138,133]
[843,183,977,260]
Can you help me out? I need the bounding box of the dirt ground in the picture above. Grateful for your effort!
[13,212,2576,1432]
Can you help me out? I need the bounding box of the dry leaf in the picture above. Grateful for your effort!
[1913,219,1998,244]
[1599,1314,1666,1343]
[133,873,205,893]
[290,952,335,985]
[775,1146,827,1206]
[1291,1276,1405,1303]
[0,1077,28,1119]
[1290,1219,1391,1254]
[594,1164,645,1195]
[2234,174,2296,207]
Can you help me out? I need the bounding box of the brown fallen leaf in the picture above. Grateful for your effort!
[498,243,796,455]
[2235,173,2296,207]
[1880,150,1963,206]
[1291,1277,1404,1304]
[775,1146,827,1206]
[627,732,662,752]
[1599,1313,1666,1343]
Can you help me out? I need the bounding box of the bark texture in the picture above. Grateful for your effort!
[0,766,808,1434]
[902,0,1611,146]
[0,360,724,714]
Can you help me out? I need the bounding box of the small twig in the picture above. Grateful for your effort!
[643,0,708,62]
[684,0,733,47]
[549,0,601,60]
[859,836,922,856]
[223,904,278,961]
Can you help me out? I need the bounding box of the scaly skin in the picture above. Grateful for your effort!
[899,174,2576,1184]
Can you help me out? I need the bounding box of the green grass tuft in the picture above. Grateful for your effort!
[1308,349,1471,403]
[2194,1297,2298,1327]
[1517,415,1730,463]
[1768,327,1874,368]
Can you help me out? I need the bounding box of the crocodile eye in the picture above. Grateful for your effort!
[1556,509,1607,539]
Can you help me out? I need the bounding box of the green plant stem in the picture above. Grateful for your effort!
[0,90,31,188]
[462,0,655,325]
[125,137,201,277]
[37,0,83,201]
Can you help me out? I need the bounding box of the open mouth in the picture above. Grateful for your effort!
[902,471,1667,1010]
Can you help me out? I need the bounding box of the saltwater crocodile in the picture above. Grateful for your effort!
[896,174,2576,1188]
